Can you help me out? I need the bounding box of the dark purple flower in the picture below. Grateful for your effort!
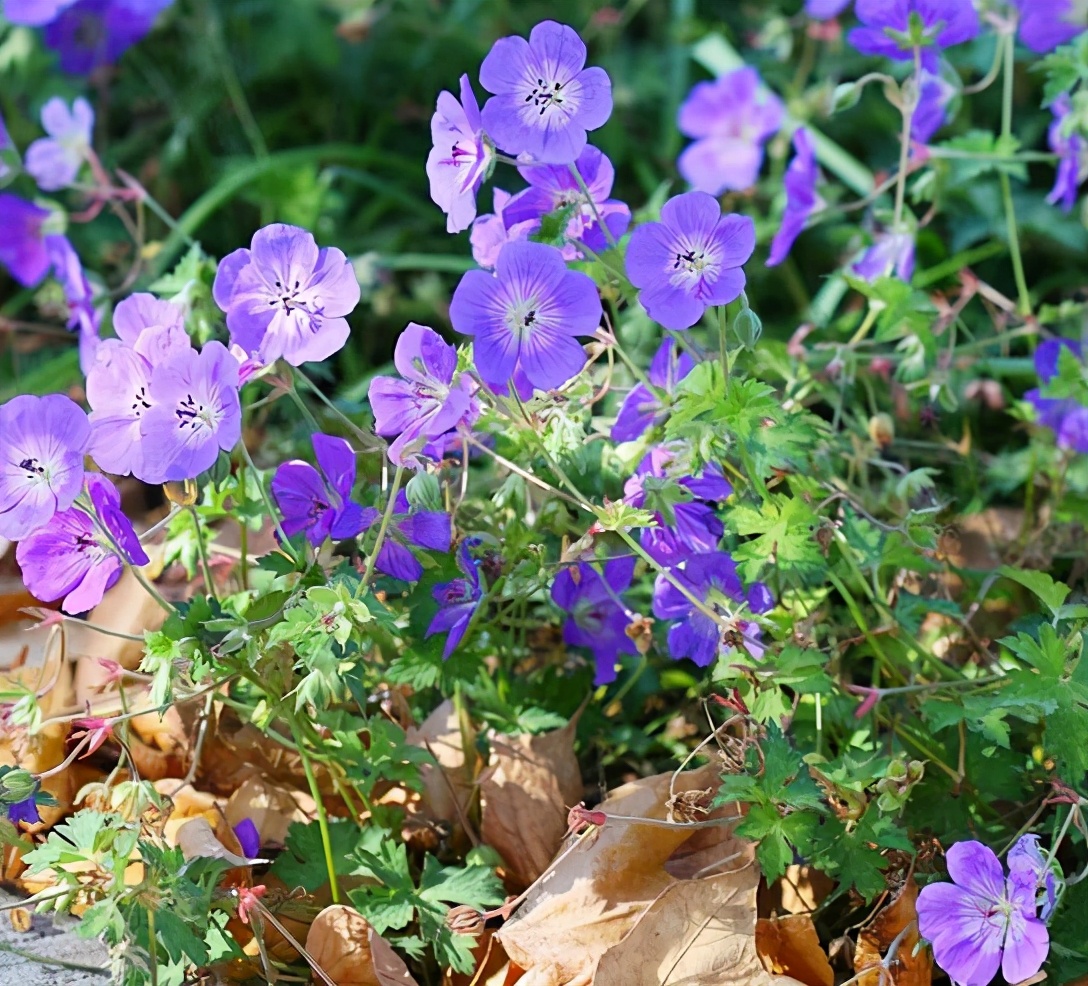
[479,20,613,165]
[853,230,915,282]
[426,539,483,658]
[449,240,601,394]
[6,793,41,827]
[611,338,695,443]
[1046,93,1083,213]
[503,145,631,255]
[1025,338,1088,452]
[42,0,174,75]
[806,0,852,18]
[212,223,360,367]
[625,191,755,331]
[2,0,77,25]
[0,194,52,288]
[45,234,101,373]
[911,72,956,145]
[677,67,784,196]
[1011,0,1084,54]
[0,394,89,540]
[767,128,820,268]
[233,818,261,859]
[361,491,451,582]
[917,838,1050,986]
[368,323,479,468]
[17,473,149,614]
[25,96,93,191]
[551,557,638,685]
[137,341,242,484]
[470,188,539,269]
[427,74,494,234]
[849,0,979,71]
[271,433,366,547]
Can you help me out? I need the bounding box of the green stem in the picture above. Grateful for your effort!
[292,367,383,450]
[999,33,1031,316]
[568,162,617,249]
[892,50,921,233]
[238,440,299,563]
[294,720,341,904]
[188,505,219,602]
[359,465,405,589]
[147,906,159,986]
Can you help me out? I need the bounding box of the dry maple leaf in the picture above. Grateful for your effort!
[854,876,932,986]
[756,914,834,986]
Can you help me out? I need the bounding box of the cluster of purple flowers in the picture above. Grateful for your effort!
[1025,338,1088,452]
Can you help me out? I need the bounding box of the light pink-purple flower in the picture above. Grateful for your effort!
[470,188,539,269]
[427,74,493,234]
[853,230,916,283]
[1046,93,1084,213]
[767,128,820,268]
[25,96,93,191]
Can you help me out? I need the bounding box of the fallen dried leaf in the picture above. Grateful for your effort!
[756,914,834,986]
[225,775,313,847]
[304,904,420,986]
[762,865,834,916]
[405,700,479,839]
[176,817,264,865]
[854,876,931,986]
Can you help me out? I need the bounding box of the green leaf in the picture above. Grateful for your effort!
[1000,566,1071,617]
[418,856,504,911]
[728,494,824,580]
[155,908,209,966]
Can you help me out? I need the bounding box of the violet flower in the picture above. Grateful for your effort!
[233,819,260,859]
[677,67,784,196]
[849,0,979,71]
[449,240,602,394]
[2,0,77,25]
[0,394,89,540]
[806,0,851,17]
[853,230,915,283]
[42,0,174,75]
[137,341,242,484]
[427,74,493,234]
[368,323,479,468]
[479,20,613,165]
[1046,93,1084,213]
[625,191,755,331]
[1011,0,1084,54]
[610,337,694,443]
[551,557,638,685]
[470,188,539,269]
[7,794,41,827]
[25,96,93,192]
[361,491,452,583]
[17,473,149,614]
[1024,338,1088,452]
[45,234,101,372]
[767,128,820,268]
[426,539,483,658]
[270,433,366,547]
[503,145,631,255]
[911,72,957,145]
[0,111,17,181]
[917,837,1051,986]
[0,193,52,287]
[212,223,361,367]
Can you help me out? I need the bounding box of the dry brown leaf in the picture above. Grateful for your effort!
[8,907,31,933]
[480,718,582,889]
[175,817,262,865]
[854,877,932,986]
[762,865,834,916]
[496,764,759,986]
[405,700,477,835]
[756,914,834,986]
[304,904,420,986]
[225,776,313,847]
[445,930,510,986]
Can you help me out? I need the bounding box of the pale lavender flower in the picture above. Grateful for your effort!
[25,96,93,191]
[2,0,77,25]
[610,337,694,443]
[0,194,52,287]
[849,0,979,71]
[361,491,451,583]
[449,240,602,393]
[479,20,613,165]
[1024,338,1088,452]
[503,145,630,255]
[212,223,360,367]
[1007,834,1058,921]
[17,473,149,614]
[0,394,90,540]
[1046,93,1084,213]
[625,191,755,331]
[271,433,366,546]
[137,341,241,484]
[368,322,479,468]
[426,538,483,658]
[806,0,851,17]
[427,74,493,234]
[677,67,784,196]
[853,230,915,282]
[470,188,539,269]
[43,0,174,75]
[917,838,1051,986]
[767,128,820,268]
[1011,0,1084,53]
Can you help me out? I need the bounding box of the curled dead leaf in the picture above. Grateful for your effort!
[304,904,420,986]
[854,876,931,986]
[175,817,265,865]
[756,914,834,986]
[225,776,313,848]
[405,700,479,839]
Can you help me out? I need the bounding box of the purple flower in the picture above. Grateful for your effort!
[1025,338,1088,452]
[25,96,93,191]
[426,539,483,658]
[0,194,52,288]
[911,72,957,145]
[551,558,638,685]
[233,818,260,859]
[86,294,191,478]
[849,0,980,71]
[45,234,101,373]
[479,20,613,165]
[270,433,366,547]
[17,473,149,614]
[677,68,784,196]
[625,191,755,331]
[7,793,41,827]
[806,0,852,17]
[361,491,451,582]
[0,110,17,181]
[368,323,479,468]
[1046,93,1084,213]
[42,0,174,75]
[853,230,916,282]
[503,145,631,255]
[651,552,748,667]
[449,240,601,394]
[2,0,77,25]
[610,338,694,443]
[470,188,539,269]
[1007,834,1058,921]
[137,341,242,484]
[212,223,360,367]
[0,394,89,540]
[767,128,820,268]
[1011,0,1084,54]
[917,838,1050,986]
[427,74,493,234]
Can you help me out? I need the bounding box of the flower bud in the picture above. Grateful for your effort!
[733,306,763,351]
[867,413,895,448]
[0,768,37,804]
[446,905,485,938]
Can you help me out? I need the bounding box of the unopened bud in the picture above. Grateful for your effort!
[867,413,895,448]
[733,306,763,351]
[0,768,37,804]
[446,905,484,938]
